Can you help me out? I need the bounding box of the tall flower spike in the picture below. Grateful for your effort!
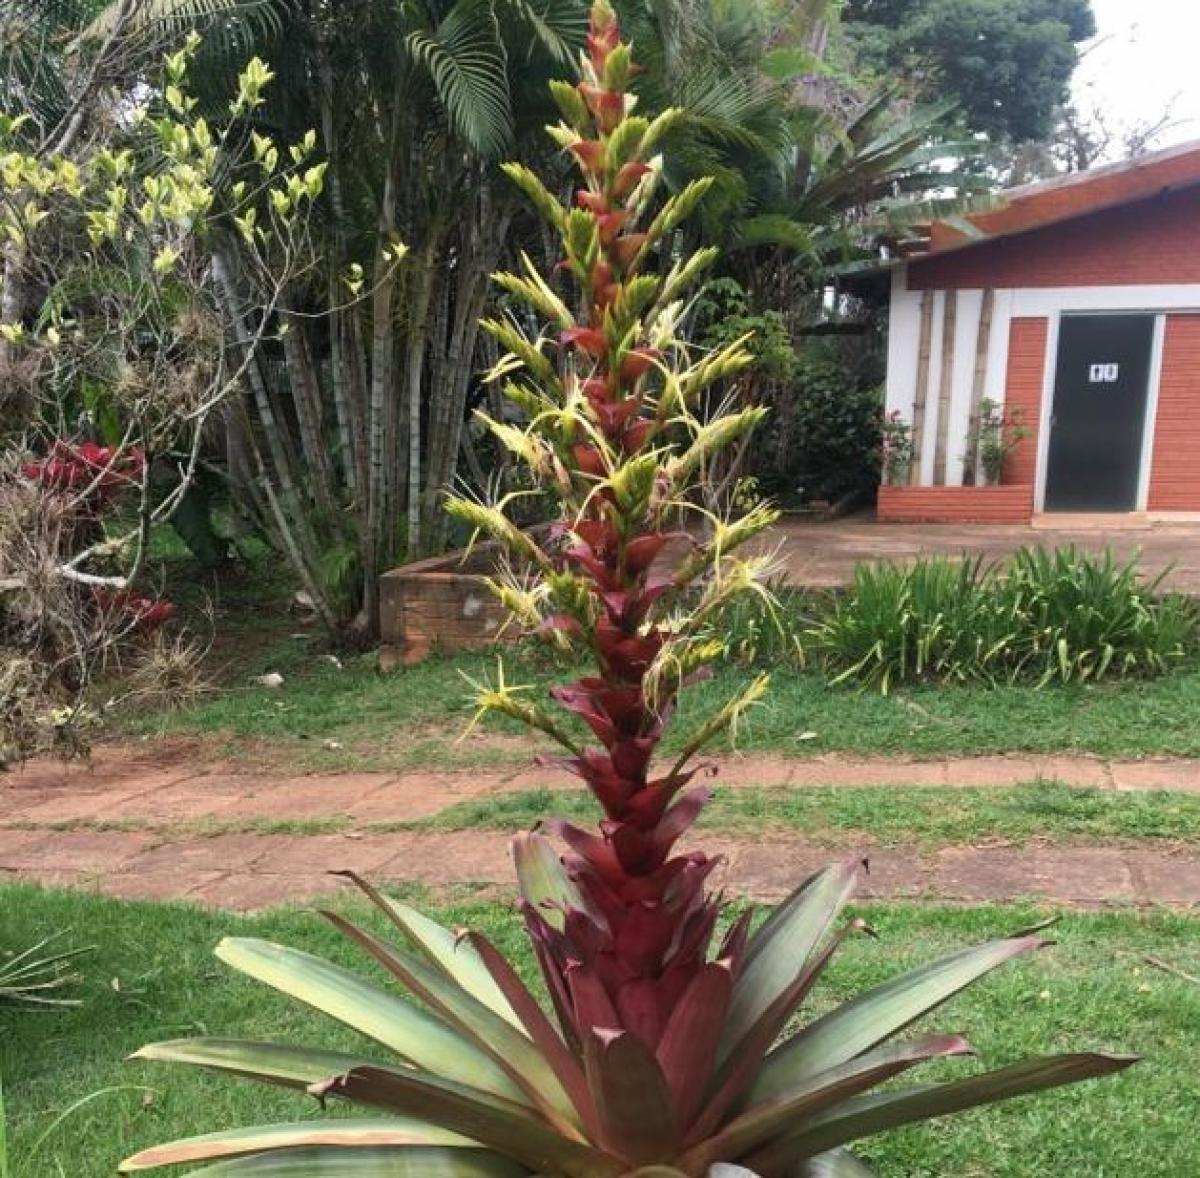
[448,2,776,1067]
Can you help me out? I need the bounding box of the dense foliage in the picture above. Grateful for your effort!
[806,549,1199,693]
[125,9,1132,1176]
[0,40,324,762]
[696,284,883,506]
[843,0,1096,143]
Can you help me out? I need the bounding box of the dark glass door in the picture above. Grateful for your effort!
[1044,314,1156,512]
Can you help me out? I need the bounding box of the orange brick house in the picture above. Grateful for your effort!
[879,140,1200,523]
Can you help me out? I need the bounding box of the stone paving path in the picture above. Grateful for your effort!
[767,516,1200,595]
[5,749,1200,910]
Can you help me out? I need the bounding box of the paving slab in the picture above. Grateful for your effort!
[709,838,844,901]
[6,828,1200,908]
[1111,760,1200,793]
[375,832,512,885]
[218,773,398,820]
[260,832,409,875]
[1029,757,1113,788]
[126,833,290,874]
[934,846,1137,905]
[189,872,342,910]
[1125,848,1200,906]
[0,828,53,859]
[0,829,153,873]
[14,786,172,824]
[101,777,256,822]
[942,757,1041,788]
[98,869,229,902]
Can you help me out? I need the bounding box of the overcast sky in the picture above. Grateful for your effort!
[1075,0,1200,152]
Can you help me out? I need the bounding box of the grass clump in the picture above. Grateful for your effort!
[805,547,1198,693]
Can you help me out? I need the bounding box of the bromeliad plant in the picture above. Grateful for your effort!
[121,5,1135,1176]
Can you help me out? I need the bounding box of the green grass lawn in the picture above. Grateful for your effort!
[417,781,1200,846]
[2,884,1198,1177]
[112,537,1200,769]
[121,639,1200,769]
[23,781,1200,848]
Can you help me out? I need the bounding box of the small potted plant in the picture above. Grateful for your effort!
[967,399,1030,486]
[879,409,914,485]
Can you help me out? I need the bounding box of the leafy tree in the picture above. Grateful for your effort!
[1,43,325,758]
[844,0,1096,143]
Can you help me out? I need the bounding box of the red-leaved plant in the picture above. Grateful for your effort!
[122,6,1134,1175]
[21,439,145,510]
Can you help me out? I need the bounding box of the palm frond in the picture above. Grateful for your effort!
[84,0,290,41]
[407,0,514,159]
[499,0,587,66]
[733,213,817,255]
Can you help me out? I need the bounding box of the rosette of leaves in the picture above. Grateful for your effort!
[122,5,1135,1175]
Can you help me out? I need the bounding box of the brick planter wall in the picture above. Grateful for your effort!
[878,484,1035,523]
[379,540,518,669]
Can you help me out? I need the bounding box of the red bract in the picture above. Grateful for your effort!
[559,326,607,357]
[578,83,624,133]
[613,160,652,199]
[575,189,609,214]
[609,232,647,270]
[568,139,605,174]
[595,210,628,243]
[619,348,660,383]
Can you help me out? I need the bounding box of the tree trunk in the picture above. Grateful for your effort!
[281,309,340,520]
[316,24,365,502]
[403,242,439,559]
[212,246,303,506]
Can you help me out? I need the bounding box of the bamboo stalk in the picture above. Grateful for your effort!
[932,290,957,486]
[910,290,934,486]
[281,310,339,520]
[962,289,995,486]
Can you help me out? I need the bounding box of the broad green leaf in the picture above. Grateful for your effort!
[321,911,579,1129]
[721,860,861,1062]
[336,872,521,1028]
[584,1029,678,1165]
[750,933,1048,1102]
[315,1066,624,1178]
[129,1039,379,1092]
[512,832,591,931]
[683,1035,971,1171]
[214,939,527,1105]
[797,1150,878,1176]
[464,930,596,1134]
[747,1053,1137,1172]
[119,1118,475,1171]
[181,1144,529,1175]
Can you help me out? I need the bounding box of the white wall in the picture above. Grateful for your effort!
[884,268,1200,490]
